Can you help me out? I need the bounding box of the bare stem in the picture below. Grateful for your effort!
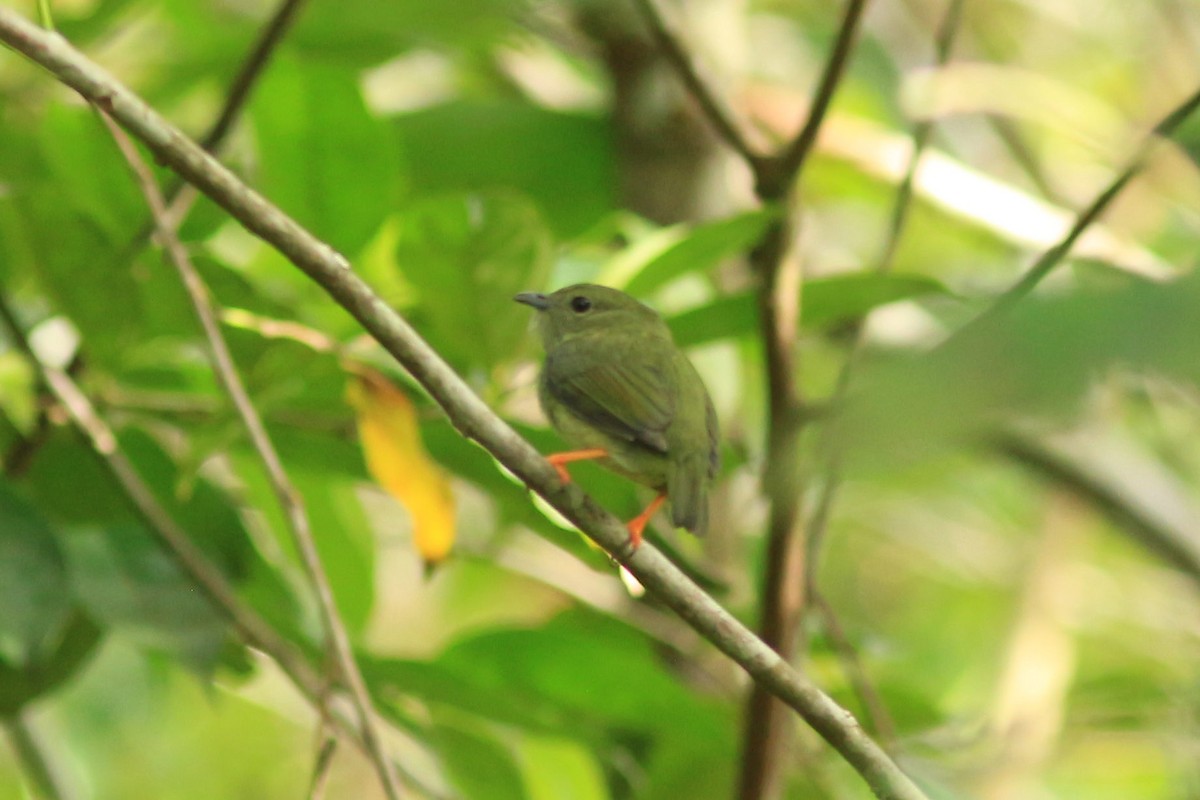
[736,1,873,797]
[96,112,404,800]
[0,11,927,799]
[306,735,340,800]
[162,0,310,235]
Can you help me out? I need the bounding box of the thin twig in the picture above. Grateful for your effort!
[307,734,340,800]
[162,0,309,234]
[96,112,404,800]
[762,0,871,197]
[967,83,1200,324]
[0,292,425,796]
[628,0,767,168]
[806,0,966,599]
[0,12,927,799]
[4,714,71,800]
[811,592,897,748]
[201,0,308,153]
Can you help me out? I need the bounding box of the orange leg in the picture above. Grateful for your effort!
[545,448,608,483]
[626,493,667,550]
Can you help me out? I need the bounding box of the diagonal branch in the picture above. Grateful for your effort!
[0,10,926,799]
[96,112,404,800]
[963,82,1200,326]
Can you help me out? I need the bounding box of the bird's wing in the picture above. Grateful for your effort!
[544,338,675,454]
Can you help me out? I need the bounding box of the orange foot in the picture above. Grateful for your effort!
[545,448,608,483]
[625,493,667,551]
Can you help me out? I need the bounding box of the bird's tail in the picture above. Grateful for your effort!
[668,453,709,535]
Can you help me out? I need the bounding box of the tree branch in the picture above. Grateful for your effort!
[759,0,871,197]
[0,10,926,799]
[96,113,404,800]
[627,0,768,169]
[163,0,310,234]
[736,1,872,797]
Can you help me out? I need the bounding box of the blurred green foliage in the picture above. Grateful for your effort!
[2,0,1200,798]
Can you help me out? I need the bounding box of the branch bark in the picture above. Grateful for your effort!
[0,9,925,800]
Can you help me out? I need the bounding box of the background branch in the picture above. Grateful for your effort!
[97,113,404,800]
[759,0,871,196]
[964,83,1200,325]
[0,290,428,797]
[0,10,925,799]
[627,0,767,168]
[736,1,871,797]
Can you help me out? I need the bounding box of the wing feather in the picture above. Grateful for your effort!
[544,337,674,454]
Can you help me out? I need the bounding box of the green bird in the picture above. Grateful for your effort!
[515,284,719,548]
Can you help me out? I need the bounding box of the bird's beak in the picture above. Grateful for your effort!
[514,292,550,311]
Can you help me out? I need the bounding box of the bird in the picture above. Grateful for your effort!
[515,283,719,549]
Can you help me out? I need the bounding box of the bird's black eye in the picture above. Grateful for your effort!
[570,296,592,313]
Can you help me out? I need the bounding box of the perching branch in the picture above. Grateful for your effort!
[0,10,926,800]
[96,113,404,800]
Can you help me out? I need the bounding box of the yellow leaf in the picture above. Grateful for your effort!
[346,369,456,565]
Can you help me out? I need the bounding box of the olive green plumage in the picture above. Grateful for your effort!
[515,284,719,534]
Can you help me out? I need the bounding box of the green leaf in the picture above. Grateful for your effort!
[386,192,553,372]
[515,735,607,800]
[430,718,528,800]
[251,56,399,255]
[394,102,614,237]
[619,208,779,295]
[291,0,523,67]
[0,483,72,664]
[24,424,258,599]
[839,272,1200,473]
[60,523,230,676]
[0,611,103,716]
[666,273,953,347]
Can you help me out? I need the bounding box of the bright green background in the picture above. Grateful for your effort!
[2,0,1200,798]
